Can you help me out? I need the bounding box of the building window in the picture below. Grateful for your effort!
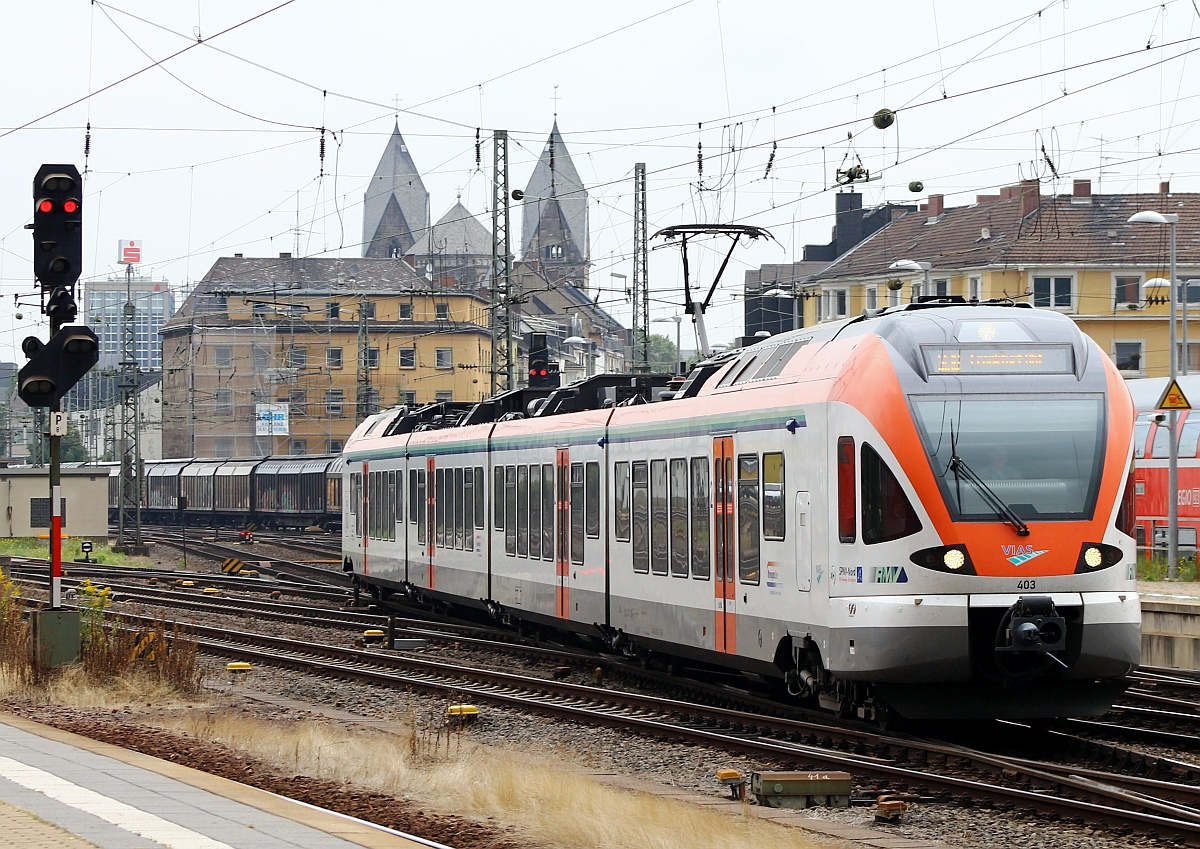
[932,278,951,297]
[399,347,416,368]
[329,439,343,453]
[1033,275,1073,309]
[289,389,307,414]
[435,390,453,402]
[435,302,449,320]
[822,289,848,320]
[288,348,307,369]
[1113,341,1143,375]
[865,287,878,311]
[1178,280,1200,305]
[398,303,413,320]
[969,276,982,302]
[326,347,343,369]
[888,286,902,307]
[360,301,376,319]
[367,347,379,369]
[214,346,233,369]
[401,390,416,406]
[436,348,453,369]
[327,301,341,320]
[252,344,271,369]
[1114,275,1140,307]
[326,389,344,416]
[290,439,307,455]
[215,388,233,416]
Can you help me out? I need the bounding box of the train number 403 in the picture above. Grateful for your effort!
[1016,579,1036,590]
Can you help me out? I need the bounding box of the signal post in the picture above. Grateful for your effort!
[21,165,97,663]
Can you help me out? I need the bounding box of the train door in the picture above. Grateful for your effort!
[425,456,436,590]
[795,491,811,591]
[359,461,370,575]
[713,437,736,653]
[556,449,570,619]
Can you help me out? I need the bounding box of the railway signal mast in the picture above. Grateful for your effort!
[21,164,98,610]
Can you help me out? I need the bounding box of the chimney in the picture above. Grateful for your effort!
[926,194,944,220]
[1019,179,1040,218]
[1073,179,1091,198]
[976,194,1000,204]
[999,186,1016,200]
[1161,181,1171,195]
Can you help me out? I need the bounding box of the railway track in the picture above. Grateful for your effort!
[39,587,1195,844]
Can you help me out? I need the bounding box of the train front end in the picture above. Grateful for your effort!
[826,304,1139,720]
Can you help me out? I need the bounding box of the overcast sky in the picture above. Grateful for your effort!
[1,0,1197,361]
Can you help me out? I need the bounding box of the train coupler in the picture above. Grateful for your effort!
[996,596,1068,668]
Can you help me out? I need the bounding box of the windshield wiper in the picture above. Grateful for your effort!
[949,454,1030,537]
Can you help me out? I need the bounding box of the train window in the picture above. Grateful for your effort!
[571,463,585,564]
[435,468,446,548]
[416,470,426,546]
[542,464,555,560]
[614,462,631,541]
[1134,414,1153,460]
[837,437,856,543]
[455,468,465,549]
[463,469,474,551]
[351,473,361,538]
[389,470,398,541]
[409,470,418,525]
[762,452,785,540]
[1180,419,1200,458]
[517,466,529,557]
[474,468,485,529]
[737,455,761,584]
[690,458,711,579]
[1151,422,1173,458]
[494,467,505,529]
[632,461,650,573]
[585,462,600,538]
[1115,468,1136,538]
[529,467,542,559]
[669,458,688,577]
[650,459,669,575]
[505,466,517,556]
[861,443,922,544]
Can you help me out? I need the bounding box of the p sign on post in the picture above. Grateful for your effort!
[118,240,142,265]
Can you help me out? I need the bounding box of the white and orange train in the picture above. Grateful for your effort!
[342,301,1141,721]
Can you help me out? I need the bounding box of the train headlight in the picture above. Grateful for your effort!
[910,544,975,575]
[1074,542,1122,573]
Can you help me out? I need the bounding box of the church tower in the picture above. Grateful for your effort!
[518,122,589,289]
[362,123,429,258]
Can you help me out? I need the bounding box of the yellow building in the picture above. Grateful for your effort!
[783,179,1200,379]
[161,255,493,458]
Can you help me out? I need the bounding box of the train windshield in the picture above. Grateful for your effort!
[911,395,1105,522]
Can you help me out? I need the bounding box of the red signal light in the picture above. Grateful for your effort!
[63,199,78,214]
[37,199,53,213]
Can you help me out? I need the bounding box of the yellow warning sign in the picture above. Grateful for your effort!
[221,558,244,574]
[1157,379,1192,411]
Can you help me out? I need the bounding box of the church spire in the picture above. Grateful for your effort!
[518,123,589,286]
[362,123,429,258]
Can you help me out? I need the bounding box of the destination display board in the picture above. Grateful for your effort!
[922,345,1073,375]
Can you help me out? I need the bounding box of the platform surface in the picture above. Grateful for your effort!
[0,713,448,849]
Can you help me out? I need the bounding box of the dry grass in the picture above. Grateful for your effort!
[163,709,840,849]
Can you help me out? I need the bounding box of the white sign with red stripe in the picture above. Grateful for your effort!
[117,239,142,264]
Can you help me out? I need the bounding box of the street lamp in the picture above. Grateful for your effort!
[562,335,595,377]
[1129,209,1180,579]
[652,316,683,373]
[889,259,932,302]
